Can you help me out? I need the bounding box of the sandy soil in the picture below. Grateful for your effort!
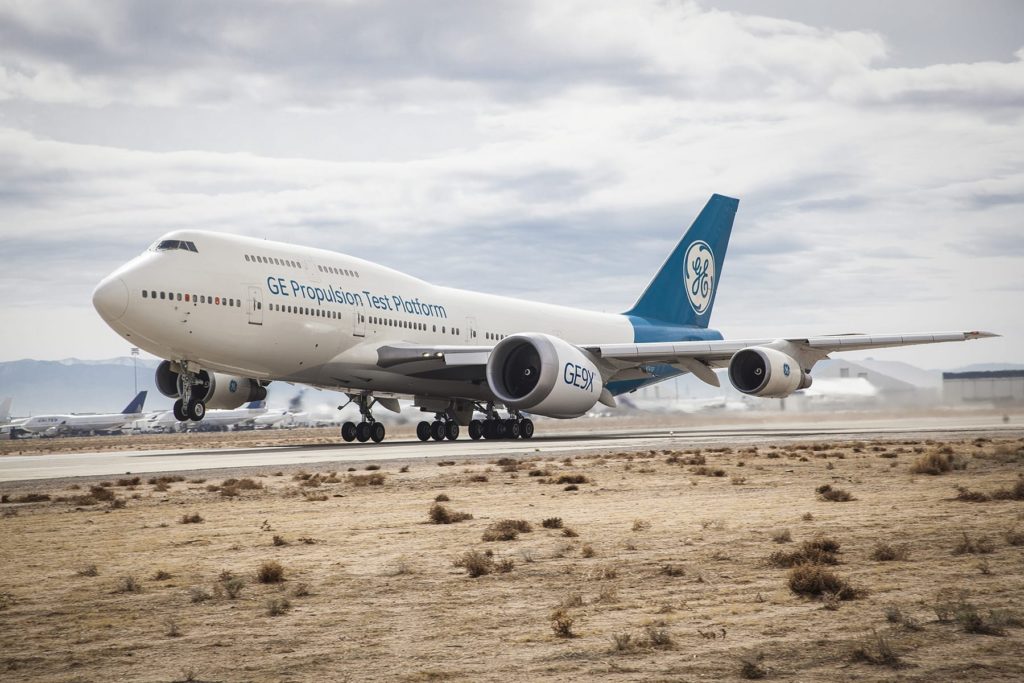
[2,434,1024,682]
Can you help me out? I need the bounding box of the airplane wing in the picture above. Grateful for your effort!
[375,331,996,388]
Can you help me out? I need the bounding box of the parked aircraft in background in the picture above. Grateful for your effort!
[18,392,148,436]
[0,397,11,424]
[92,194,995,445]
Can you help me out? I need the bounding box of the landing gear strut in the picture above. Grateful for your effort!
[173,364,207,422]
[340,394,386,444]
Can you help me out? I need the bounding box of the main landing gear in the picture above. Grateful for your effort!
[340,394,386,444]
[172,365,207,422]
[415,403,534,442]
[416,414,460,442]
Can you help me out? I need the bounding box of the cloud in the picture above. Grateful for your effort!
[0,1,1020,368]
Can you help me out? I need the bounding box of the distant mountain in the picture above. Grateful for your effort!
[0,357,313,416]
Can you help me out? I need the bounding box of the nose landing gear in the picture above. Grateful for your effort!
[340,394,386,444]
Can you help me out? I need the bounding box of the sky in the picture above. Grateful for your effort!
[0,0,1021,370]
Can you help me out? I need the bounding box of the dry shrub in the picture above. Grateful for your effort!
[550,608,575,638]
[236,478,262,490]
[870,542,910,561]
[1003,528,1024,546]
[991,477,1024,501]
[787,565,861,600]
[292,582,311,597]
[482,519,532,542]
[89,486,115,502]
[642,625,673,649]
[542,517,563,529]
[659,564,685,577]
[610,632,634,652]
[801,512,814,521]
[953,601,1021,635]
[468,474,489,483]
[563,484,578,491]
[349,473,385,487]
[433,493,450,502]
[562,527,579,538]
[77,564,99,577]
[113,575,141,594]
[222,577,245,599]
[219,487,239,498]
[580,544,596,558]
[436,460,455,467]
[768,537,841,567]
[495,558,514,573]
[952,531,995,555]
[529,469,551,477]
[738,654,768,679]
[884,605,923,631]
[556,474,588,485]
[454,550,494,578]
[272,535,288,546]
[180,512,203,524]
[816,484,854,502]
[152,569,172,581]
[116,477,140,487]
[428,503,473,524]
[632,519,651,532]
[256,561,285,583]
[365,464,381,471]
[910,451,966,475]
[164,618,181,638]
[303,492,328,502]
[954,485,990,502]
[850,630,902,667]
[771,529,792,543]
[188,586,212,603]
[266,597,290,616]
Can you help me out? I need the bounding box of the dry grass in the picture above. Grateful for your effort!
[3,431,1024,681]
[180,512,203,524]
[767,537,841,567]
[850,630,902,667]
[481,519,532,542]
[787,565,861,600]
[428,503,472,524]
[349,473,385,487]
[815,484,855,502]
[910,451,967,475]
[870,542,910,562]
[952,531,995,555]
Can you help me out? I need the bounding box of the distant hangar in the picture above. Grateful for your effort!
[943,370,1024,404]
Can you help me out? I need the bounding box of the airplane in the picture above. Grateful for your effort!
[91,194,996,444]
[18,391,148,436]
[0,397,11,424]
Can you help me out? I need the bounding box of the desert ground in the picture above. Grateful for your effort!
[2,431,1024,682]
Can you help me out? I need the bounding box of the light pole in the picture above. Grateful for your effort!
[131,347,140,395]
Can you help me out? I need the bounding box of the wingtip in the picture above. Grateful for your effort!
[965,330,999,339]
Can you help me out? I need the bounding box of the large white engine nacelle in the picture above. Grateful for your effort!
[486,333,603,419]
[728,346,812,398]
[154,361,266,409]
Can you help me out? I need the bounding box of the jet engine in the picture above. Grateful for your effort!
[154,360,267,409]
[486,333,603,419]
[727,346,812,398]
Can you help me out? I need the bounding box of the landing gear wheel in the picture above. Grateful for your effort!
[495,420,508,439]
[356,422,371,442]
[186,398,205,422]
[482,420,495,439]
[172,399,187,422]
[370,422,386,443]
[468,419,483,440]
[416,421,431,442]
[445,422,460,441]
[341,421,357,442]
[520,418,534,439]
[507,419,521,439]
[430,421,445,441]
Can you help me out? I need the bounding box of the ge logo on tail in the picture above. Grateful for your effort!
[684,240,715,315]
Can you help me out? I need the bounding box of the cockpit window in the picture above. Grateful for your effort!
[155,240,198,252]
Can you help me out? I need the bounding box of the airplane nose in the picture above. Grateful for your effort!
[92,276,129,322]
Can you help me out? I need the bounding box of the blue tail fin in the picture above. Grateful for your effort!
[624,193,738,328]
[245,401,266,410]
[121,391,147,414]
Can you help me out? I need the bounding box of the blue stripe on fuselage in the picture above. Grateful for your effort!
[606,316,724,396]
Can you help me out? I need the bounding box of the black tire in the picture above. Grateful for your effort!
[445,422,460,441]
[507,419,521,439]
[520,418,534,439]
[356,422,371,442]
[495,420,507,439]
[370,422,385,443]
[341,421,357,442]
[482,420,495,439]
[430,421,445,441]
[416,421,431,442]
[172,399,187,422]
[468,419,483,440]
[186,398,205,421]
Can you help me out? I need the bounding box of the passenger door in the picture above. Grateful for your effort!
[247,286,264,325]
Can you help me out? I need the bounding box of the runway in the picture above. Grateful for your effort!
[1,414,1020,482]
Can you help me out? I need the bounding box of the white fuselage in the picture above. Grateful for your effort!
[96,231,635,401]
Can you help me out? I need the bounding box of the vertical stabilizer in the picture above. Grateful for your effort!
[624,194,738,328]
